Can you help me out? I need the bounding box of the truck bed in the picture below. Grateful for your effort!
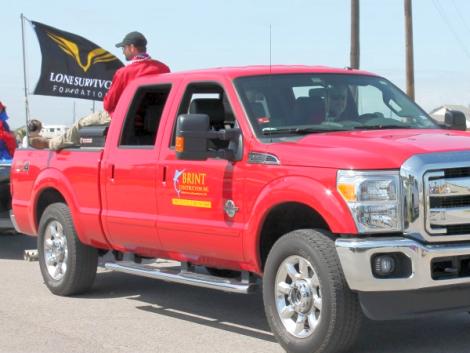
[11,148,107,246]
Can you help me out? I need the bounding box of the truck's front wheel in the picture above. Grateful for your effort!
[263,229,362,353]
[38,203,97,296]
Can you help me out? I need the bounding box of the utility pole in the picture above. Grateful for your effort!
[350,0,360,69]
[405,0,415,100]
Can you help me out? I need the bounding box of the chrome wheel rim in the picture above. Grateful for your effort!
[274,255,322,338]
[43,220,68,281]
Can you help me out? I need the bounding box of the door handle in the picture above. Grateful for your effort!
[110,164,115,181]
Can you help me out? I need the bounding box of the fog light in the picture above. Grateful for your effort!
[373,254,396,277]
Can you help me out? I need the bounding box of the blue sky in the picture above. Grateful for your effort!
[2,0,470,128]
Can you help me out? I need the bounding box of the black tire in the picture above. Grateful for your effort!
[38,202,97,296]
[263,229,362,353]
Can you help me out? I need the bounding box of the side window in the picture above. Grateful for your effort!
[119,85,171,147]
[171,83,236,148]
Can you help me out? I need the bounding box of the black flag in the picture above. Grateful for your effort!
[32,21,124,101]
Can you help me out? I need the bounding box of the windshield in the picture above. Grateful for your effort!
[234,73,438,138]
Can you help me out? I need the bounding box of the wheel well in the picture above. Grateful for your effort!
[259,202,329,270]
[36,188,66,227]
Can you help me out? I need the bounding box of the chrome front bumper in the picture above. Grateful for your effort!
[336,237,470,292]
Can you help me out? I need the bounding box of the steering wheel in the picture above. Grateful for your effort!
[358,112,385,120]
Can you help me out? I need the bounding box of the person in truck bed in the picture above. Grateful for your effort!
[22,119,42,148]
[30,31,170,150]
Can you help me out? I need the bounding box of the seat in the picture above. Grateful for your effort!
[189,98,228,149]
[139,104,163,145]
[293,96,325,125]
[222,94,236,128]
[189,99,226,130]
[309,88,326,99]
[144,105,163,133]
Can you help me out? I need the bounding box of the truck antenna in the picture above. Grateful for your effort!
[269,24,272,73]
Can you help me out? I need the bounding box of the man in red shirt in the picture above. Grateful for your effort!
[31,31,170,150]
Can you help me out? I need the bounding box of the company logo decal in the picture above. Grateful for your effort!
[173,169,185,197]
[172,199,212,208]
[173,170,208,196]
[172,170,211,208]
[47,31,119,73]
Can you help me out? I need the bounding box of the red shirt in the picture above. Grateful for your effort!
[103,58,170,115]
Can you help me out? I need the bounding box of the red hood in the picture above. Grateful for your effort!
[265,129,470,169]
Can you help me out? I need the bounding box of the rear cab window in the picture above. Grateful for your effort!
[119,85,172,148]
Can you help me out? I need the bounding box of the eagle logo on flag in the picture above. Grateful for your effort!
[46,31,119,73]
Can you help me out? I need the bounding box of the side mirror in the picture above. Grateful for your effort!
[175,113,243,161]
[175,114,210,161]
[445,110,467,131]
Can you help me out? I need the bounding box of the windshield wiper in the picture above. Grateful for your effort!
[262,127,346,135]
[353,125,410,130]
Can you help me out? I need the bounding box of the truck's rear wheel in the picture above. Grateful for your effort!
[263,229,362,353]
[38,203,97,296]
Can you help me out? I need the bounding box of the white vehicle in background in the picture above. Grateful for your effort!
[20,123,69,148]
[40,124,68,138]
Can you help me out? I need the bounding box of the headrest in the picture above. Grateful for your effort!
[295,97,318,110]
[296,95,325,106]
[309,88,326,99]
[296,97,311,104]
[189,99,225,124]
[293,96,325,124]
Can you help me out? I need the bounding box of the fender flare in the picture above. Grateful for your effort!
[31,168,84,240]
[244,175,356,272]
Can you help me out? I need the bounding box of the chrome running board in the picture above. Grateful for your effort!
[104,262,257,294]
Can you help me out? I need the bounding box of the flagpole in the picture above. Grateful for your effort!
[20,13,31,146]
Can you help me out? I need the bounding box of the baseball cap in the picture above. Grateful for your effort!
[115,31,147,48]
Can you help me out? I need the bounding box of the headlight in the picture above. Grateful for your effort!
[337,170,402,233]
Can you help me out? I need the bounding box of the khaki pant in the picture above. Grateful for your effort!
[49,111,111,150]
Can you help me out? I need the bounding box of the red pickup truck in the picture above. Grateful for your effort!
[11,66,470,353]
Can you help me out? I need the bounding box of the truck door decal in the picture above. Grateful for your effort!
[173,169,185,197]
[172,169,211,208]
[171,198,212,208]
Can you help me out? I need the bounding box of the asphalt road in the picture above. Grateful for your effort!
[1,233,470,353]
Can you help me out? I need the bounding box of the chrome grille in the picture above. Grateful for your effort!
[401,151,470,243]
[430,196,470,208]
[444,167,470,178]
[425,170,470,236]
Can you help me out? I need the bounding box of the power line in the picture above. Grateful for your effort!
[450,0,470,36]
[431,0,470,60]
